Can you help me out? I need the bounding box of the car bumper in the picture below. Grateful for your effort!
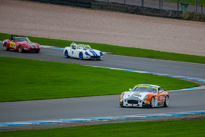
[120,99,150,107]
[84,55,103,60]
[24,48,40,52]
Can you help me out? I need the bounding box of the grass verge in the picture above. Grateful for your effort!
[1,32,205,64]
[0,118,205,136]
[0,56,199,102]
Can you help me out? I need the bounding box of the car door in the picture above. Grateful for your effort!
[158,87,165,105]
[69,46,77,58]
[7,40,15,49]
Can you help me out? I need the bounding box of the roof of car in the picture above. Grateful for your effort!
[135,84,160,88]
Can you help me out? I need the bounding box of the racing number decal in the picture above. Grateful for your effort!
[10,42,15,48]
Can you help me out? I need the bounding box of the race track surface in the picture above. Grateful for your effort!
[0,46,205,123]
[0,0,205,56]
[0,0,205,125]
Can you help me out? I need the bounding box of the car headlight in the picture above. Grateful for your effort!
[100,52,103,56]
[120,92,125,101]
[85,52,90,56]
[144,96,148,99]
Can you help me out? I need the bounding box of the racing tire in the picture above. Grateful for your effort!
[97,58,102,61]
[18,45,24,53]
[120,103,124,108]
[164,96,169,107]
[150,97,155,108]
[79,52,83,60]
[64,50,70,58]
[3,43,10,51]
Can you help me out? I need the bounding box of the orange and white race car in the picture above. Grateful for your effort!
[120,84,169,108]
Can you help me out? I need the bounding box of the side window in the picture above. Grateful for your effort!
[72,45,76,49]
[158,88,163,93]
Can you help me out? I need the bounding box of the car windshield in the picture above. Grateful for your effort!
[14,37,31,42]
[133,86,157,93]
[76,44,91,50]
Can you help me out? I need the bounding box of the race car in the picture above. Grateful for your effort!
[3,35,40,53]
[120,84,169,108]
[63,42,103,60]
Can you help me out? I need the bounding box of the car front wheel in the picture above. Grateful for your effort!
[79,52,83,60]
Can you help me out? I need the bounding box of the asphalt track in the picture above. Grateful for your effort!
[0,44,205,123]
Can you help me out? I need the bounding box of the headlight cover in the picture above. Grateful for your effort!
[85,52,90,56]
[120,92,125,101]
[100,52,103,56]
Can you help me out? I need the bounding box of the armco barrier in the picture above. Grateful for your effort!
[30,0,92,8]
[29,0,205,21]
[91,1,182,19]
[182,11,205,22]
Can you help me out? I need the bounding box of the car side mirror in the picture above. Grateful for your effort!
[129,88,132,91]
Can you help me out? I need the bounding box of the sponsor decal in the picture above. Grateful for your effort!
[90,50,98,56]
[10,42,15,48]
[134,94,141,97]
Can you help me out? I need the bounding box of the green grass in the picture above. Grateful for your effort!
[0,57,198,102]
[164,0,205,5]
[1,118,205,136]
[1,32,205,64]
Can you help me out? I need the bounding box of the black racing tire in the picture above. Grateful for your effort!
[150,97,155,108]
[120,104,125,108]
[18,45,24,53]
[164,96,169,107]
[79,52,83,60]
[3,43,10,51]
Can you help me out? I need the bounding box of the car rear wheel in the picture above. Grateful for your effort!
[3,43,10,51]
[18,45,24,53]
[64,50,70,58]
[164,96,169,107]
[79,52,83,60]
[150,97,155,108]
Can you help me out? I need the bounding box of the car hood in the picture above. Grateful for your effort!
[78,49,101,56]
[17,41,39,46]
[123,91,150,100]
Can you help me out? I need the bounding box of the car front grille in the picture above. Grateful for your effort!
[90,56,101,59]
[30,49,39,51]
[128,100,138,104]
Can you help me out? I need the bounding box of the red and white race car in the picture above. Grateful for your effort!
[3,35,40,53]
